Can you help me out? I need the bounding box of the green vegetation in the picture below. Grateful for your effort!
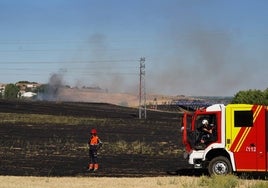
[232,89,268,105]
[4,84,19,99]
[199,175,239,188]
[197,174,268,188]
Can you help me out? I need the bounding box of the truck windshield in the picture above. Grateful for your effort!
[193,114,217,149]
[183,113,218,150]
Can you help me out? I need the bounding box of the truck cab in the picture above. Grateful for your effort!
[182,103,268,175]
[182,104,228,175]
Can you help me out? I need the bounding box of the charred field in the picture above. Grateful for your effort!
[0,99,190,177]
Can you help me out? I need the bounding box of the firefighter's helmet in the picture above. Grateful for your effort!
[91,128,97,134]
[202,119,208,125]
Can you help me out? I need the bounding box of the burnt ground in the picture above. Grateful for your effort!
[0,100,196,177]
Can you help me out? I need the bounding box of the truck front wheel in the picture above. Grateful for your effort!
[208,156,232,175]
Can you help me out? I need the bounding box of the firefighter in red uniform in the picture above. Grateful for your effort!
[87,128,102,172]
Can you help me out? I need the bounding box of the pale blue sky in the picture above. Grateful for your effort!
[0,0,268,96]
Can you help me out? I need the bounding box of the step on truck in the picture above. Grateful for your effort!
[182,104,268,175]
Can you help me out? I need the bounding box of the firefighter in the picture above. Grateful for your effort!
[200,119,214,144]
[87,128,102,172]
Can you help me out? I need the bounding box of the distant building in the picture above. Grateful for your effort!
[21,92,37,98]
[16,82,41,91]
[0,83,5,97]
[15,81,41,99]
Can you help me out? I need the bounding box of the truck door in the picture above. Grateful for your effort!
[226,104,267,172]
[255,106,267,172]
[182,113,193,152]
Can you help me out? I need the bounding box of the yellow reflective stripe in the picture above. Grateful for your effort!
[234,127,250,152]
[253,105,262,122]
[234,105,262,152]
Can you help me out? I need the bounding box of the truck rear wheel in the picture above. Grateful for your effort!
[208,156,232,175]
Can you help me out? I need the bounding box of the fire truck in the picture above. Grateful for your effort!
[182,103,268,175]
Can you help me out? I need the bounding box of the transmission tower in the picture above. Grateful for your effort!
[139,57,146,119]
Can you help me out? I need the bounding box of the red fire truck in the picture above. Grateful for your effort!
[182,103,268,175]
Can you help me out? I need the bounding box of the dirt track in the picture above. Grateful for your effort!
[0,100,193,177]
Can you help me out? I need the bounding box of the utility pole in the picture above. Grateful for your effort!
[139,57,146,119]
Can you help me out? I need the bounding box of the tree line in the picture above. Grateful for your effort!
[231,88,268,105]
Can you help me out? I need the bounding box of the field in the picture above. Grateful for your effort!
[1,99,268,187]
[0,99,189,177]
[1,175,268,188]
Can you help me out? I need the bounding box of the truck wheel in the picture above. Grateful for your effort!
[208,156,232,175]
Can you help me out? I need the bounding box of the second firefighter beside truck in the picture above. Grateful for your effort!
[87,128,102,172]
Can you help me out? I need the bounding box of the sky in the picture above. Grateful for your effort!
[0,0,268,96]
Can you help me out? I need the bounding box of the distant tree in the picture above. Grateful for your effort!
[17,81,30,84]
[17,81,38,84]
[35,84,60,100]
[4,84,19,99]
[231,89,268,105]
[35,84,48,94]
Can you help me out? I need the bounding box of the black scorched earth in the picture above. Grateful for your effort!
[0,100,190,177]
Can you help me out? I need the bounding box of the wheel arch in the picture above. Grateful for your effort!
[205,149,236,175]
[206,148,229,160]
[205,148,234,170]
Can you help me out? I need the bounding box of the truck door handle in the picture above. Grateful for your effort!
[250,143,255,147]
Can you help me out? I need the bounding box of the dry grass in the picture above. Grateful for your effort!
[58,88,176,107]
[0,175,267,188]
[0,176,196,188]
[0,112,106,125]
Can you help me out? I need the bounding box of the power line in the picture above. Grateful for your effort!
[0,48,139,52]
[0,38,153,44]
[0,59,139,64]
[0,72,138,75]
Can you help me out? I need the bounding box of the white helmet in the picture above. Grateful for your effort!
[202,119,208,125]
